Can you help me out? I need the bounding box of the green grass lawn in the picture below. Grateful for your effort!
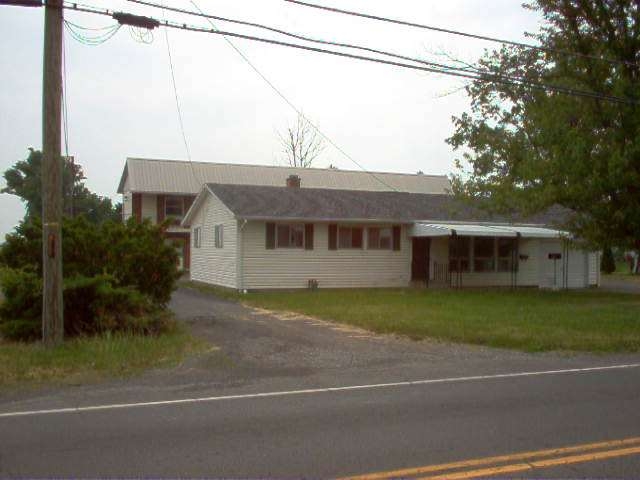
[213,287,640,353]
[0,325,208,389]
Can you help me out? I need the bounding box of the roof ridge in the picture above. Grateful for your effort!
[126,157,448,179]
[206,182,450,197]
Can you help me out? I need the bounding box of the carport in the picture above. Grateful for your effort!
[408,223,582,289]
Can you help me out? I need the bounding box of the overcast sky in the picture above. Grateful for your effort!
[0,0,542,238]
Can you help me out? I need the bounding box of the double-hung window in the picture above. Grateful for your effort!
[277,224,304,248]
[367,227,392,249]
[214,224,224,248]
[193,227,202,248]
[338,226,363,249]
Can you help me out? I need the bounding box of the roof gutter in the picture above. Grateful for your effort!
[235,215,414,224]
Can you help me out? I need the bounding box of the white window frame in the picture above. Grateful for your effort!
[276,223,305,249]
[193,226,202,249]
[337,226,364,249]
[214,224,224,249]
[367,226,392,250]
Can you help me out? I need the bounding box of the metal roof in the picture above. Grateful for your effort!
[117,157,451,195]
[411,223,565,238]
[182,183,570,228]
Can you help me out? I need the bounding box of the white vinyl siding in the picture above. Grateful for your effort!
[241,222,410,289]
[190,192,238,289]
[588,251,600,286]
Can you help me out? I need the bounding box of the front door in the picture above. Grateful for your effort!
[411,237,431,283]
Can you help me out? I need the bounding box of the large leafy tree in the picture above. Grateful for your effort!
[2,148,121,223]
[448,0,640,250]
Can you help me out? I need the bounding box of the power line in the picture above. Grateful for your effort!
[284,0,639,68]
[58,1,640,105]
[187,0,399,191]
[64,19,121,45]
[160,1,201,191]
[131,0,634,109]
[130,0,479,75]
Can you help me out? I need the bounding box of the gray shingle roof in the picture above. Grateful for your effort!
[117,157,451,195]
[205,183,570,226]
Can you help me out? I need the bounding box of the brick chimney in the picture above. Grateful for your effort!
[286,174,301,188]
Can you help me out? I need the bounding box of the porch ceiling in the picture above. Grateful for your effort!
[410,223,564,239]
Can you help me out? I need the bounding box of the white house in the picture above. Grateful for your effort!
[181,177,600,291]
[117,157,451,270]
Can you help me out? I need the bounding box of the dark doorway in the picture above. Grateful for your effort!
[411,237,431,283]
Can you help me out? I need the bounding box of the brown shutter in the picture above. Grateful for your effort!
[132,193,142,222]
[266,222,276,249]
[156,195,165,223]
[392,225,401,251]
[304,224,314,250]
[352,227,363,248]
[328,224,338,250]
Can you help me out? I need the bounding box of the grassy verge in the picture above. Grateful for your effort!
[0,324,209,389]
[228,288,640,353]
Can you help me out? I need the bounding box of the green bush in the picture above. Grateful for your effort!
[0,269,174,342]
[601,246,616,274]
[0,216,180,305]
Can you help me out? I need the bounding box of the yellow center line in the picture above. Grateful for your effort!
[419,445,640,480]
[337,436,640,480]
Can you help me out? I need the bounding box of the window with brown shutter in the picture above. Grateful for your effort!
[266,223,276,249]
[392,225,401,251]
[328,224,337,250]
[337,226,364,249]
[367,227,392,249]
[304,224,314,250]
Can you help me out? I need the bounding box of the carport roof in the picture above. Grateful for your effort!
[411,223,566,238]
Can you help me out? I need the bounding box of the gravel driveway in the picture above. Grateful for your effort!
[2,286,638,411]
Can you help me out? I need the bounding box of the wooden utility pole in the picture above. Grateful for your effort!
[42,0,64,346]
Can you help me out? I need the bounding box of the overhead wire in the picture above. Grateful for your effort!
[160,1,202,191]
[130,0,480,75]
[61,23,72,216]
[133,0,613,108]
[63,18,121,45]
[284,0,639,68]
[186,0,399,191]
[59,1,638,106]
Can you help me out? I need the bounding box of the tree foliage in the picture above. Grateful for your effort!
[0,216,180,305]
[2,148,121,223]
[448,0,640,250]
[600,245,616,273]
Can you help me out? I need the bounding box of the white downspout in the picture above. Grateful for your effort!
[237,218,248,293]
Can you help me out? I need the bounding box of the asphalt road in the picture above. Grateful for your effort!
[1,287,639,478]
